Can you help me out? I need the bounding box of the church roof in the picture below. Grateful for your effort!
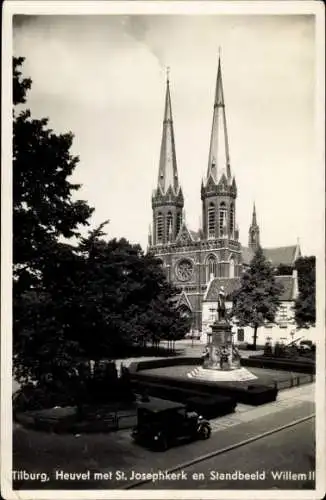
[204,275,297,302]
[205,278,240,301]
[189,230,201,242]
[242,245,300,267]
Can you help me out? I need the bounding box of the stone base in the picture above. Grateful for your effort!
[187,366,258,382]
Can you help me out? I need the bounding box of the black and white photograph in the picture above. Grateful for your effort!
[1,1,325,499]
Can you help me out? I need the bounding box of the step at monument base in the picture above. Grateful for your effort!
[187,366,258,382]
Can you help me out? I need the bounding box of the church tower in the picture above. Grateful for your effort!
[200,53,241,280]
[151,70,184,246]
[248,203,260,250]
[201,54,238,242]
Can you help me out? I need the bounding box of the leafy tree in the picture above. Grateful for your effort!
[13,57,93,384]
[231,246,283,349]
[294,256,316,328]
[275,264,293,276]
[72,229,188,358]
[13,57,93,294]
[13,58,188,393]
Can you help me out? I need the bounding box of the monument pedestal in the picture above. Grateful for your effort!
[188,318,257,382]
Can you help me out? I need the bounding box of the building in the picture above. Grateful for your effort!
[148,55,301,341]
[201,270,299,346]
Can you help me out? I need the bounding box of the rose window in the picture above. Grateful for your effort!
[176,259,194,282]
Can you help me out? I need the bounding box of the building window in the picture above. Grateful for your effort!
[166,211,173,241]
[237,328,244,342]
[176,212,182,236]
[208,203,215,238]
[229,257,235,278]
[157,212,163,242]
[230,203,234,236]
[219,202,227,237]
[206,255,217,281]
[278,304,288,323]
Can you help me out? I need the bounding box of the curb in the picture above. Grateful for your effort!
[123,413,315,490]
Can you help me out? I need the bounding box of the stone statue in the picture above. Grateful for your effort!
[220,346,229,369]
[217,286,227,321]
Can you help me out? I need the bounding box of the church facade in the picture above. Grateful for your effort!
[148,56,301,336]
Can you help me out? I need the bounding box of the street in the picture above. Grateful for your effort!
[135,418,315,490]
[12,385,315,490]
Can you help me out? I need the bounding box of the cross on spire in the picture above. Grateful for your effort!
[166,66,170,83]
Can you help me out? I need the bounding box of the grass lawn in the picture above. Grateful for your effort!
[139,366,313,389]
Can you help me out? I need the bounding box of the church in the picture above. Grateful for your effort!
[148,56,301,344]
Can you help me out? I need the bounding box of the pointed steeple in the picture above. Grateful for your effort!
[249,202,260,250]
[252,202,257,226]
[206,52,231,185]
[157,68,180,195]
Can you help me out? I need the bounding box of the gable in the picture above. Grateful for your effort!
[177,290,193,311]
[176,221,193,244]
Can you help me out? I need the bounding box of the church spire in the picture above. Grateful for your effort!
[252,202,257,226]
[249,202,260,250]
[206,52,231,185]
[157,68,180,195]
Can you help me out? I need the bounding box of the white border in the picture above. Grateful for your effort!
[2,2,325,500]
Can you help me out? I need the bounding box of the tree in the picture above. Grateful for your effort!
[72,229,188,358]
[294,256,316,328]
[13,57,93,384]
[231,246,283,349]
[13,58,187,392]
[13,57,93,294]
[275,264,293,276]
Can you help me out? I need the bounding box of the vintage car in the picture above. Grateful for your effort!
[131,398,211,450]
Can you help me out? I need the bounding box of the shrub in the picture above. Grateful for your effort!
[263,342,273,357]
[130,372,278,406]
[131,357,202,372]
[186,395,236,418]
[242,356,315,374]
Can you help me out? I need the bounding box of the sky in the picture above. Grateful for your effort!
[12,12,321,255]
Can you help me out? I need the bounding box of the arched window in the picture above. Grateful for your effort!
[176,212,182,236]
[208,203,215,238]
[166,212,173,241]
[206,255,217,281]
[229,256,235,278]
[230,203,234,236]
[156,212,163,243]
[219,202,227,237]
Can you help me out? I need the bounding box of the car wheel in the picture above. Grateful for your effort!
[198,424,211,440]
[158,436,169,451]
[154,433,168,451]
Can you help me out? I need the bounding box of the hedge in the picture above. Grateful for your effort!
[130,372,278,406]
[128,357,203,373]
[242,356,315,374]
[186,395,236,418]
